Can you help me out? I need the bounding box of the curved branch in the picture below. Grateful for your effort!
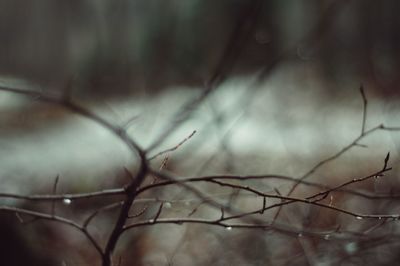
[0,206,103,256]
[0,188,125,201]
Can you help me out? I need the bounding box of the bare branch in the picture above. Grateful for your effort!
[360,84,367,134]
[148,130,197,161]
[208,179,400,222]
[128,205,149,219]
[139,170,400,201]
[272,86,400,222]
[152,203,164,223]
[84,201,124,228]
[306,158,391,202]
[0,86,144,159]
[0,188,125,202]
[51,175,60,216]
[146,1,264,153]
[123,216,400,244]
[0,206,103,256]
[122,114,140,130]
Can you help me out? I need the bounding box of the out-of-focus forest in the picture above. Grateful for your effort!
[0,1,400,265]
[0,0,399,96]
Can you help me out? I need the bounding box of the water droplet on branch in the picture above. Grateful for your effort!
[63,198,72,205]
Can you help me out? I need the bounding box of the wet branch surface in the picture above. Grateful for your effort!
[1,3,400,265]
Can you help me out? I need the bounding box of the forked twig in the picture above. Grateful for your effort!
[272,87,400,222]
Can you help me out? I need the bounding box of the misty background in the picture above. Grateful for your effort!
[0,1,400,265]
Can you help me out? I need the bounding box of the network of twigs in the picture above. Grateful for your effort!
[1,80,400,266]
[1,2,400,265]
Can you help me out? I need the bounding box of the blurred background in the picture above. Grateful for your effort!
[0,0,400,265]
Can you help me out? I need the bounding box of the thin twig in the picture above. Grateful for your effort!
[128,205,148,219]
[360,85,367,134]
[84,201,124,228]
[0,188,125,201]
[138,170,400,201]
[146,0,264,153]
[272,86,400,222]
[51,175,60,216]
[148,130,197,161]
[208,178,400,222]
[0,206,103,256]
[152,203,164,223]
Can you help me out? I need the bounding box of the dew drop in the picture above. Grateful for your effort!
[324,234,331,240]
[345,242,358,255]
[355,216,363,220]
[164,202,172,209]
[298,233,303,238]
[226,226,232,231]
[63,198,72,205]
